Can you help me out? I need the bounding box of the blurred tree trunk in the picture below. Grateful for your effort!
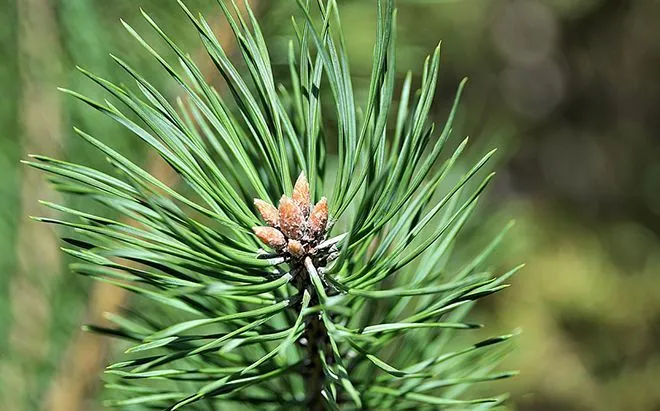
[2,0,64,410]
[0,0,20,375]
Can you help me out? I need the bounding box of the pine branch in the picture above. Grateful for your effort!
[27,0,520,409]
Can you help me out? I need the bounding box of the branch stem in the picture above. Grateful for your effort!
[299,257,331,410]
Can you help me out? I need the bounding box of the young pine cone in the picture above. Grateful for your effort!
[251,172,328,258]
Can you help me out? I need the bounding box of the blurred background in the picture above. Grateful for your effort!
[2,0,660,410]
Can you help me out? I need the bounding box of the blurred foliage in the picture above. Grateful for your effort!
[1,0,660,410]
[492,204,660,411]
[0,0,20,355]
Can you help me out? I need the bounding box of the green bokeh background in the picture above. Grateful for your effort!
[1,0,659,410]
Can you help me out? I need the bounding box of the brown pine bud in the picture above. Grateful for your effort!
[254,199,278,227]
[308,197,328,239]
[292,172,311,216]
[287,239,305,258]
[252,226,286,250]
[278,196,305,240]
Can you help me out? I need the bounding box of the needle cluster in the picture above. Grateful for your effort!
[28,1,519,410]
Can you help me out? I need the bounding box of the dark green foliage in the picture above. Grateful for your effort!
[29,0,518,409]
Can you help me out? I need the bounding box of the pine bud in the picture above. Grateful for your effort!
[308,197,328,239]
[252,226,286,250]
[292,172,311,216]
[287,239,305,258]
[254,199,278,227]
[278,196,305,240]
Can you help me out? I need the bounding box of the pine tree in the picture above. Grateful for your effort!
[27,0,520,409]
